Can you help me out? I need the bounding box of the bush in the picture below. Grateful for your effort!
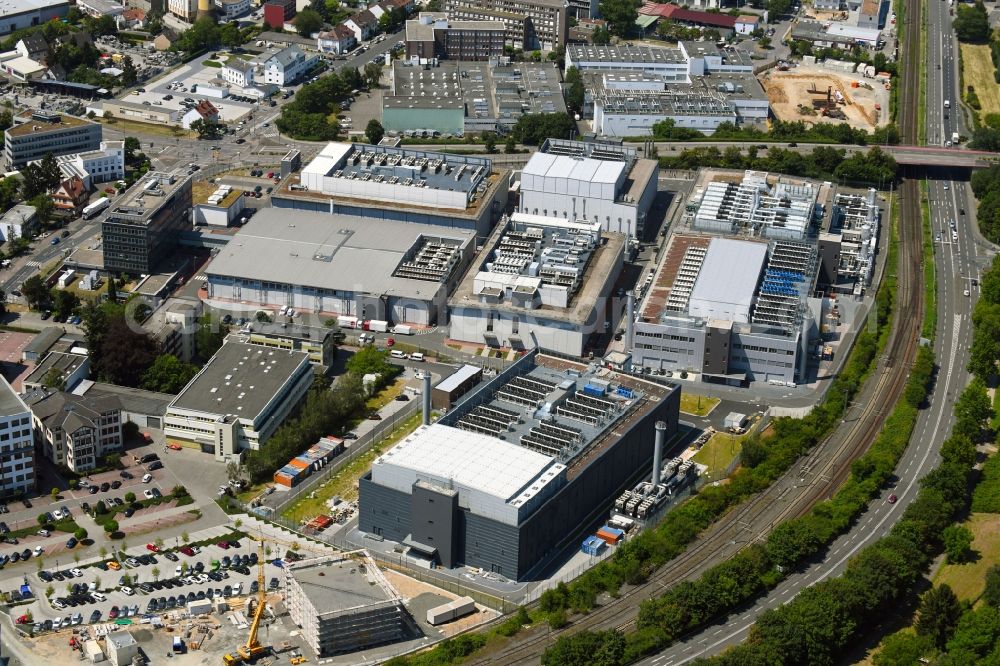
[103,520,118,533]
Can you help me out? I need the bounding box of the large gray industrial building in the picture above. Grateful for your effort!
[359,350,680,580]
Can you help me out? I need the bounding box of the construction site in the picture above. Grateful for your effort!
[21,534,498,666]
[761,63,892,131]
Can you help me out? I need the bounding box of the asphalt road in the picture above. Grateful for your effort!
[637,5,996,663]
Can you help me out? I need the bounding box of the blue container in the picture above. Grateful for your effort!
[583,384,606,397]
[581,536,606,556]
[616,386,634,399]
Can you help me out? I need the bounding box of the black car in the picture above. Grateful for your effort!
[124,508,135,518]
[21,498,31,508]
[20,549,30,560]
[146,600,156,612]
[249,553,258,565]
[100,482,110,492]
[81,502,91,514]
[120,471,133,479]
[52,570,65,581]
[138,554,152,565]
[39,571,53,582]
[111,480,122,489]
[139,583,153,593]
[147,461,163,471]
[89,610,101,623]
[194,561,204,572]
[43,619,52,631]
[139,453,160,464]
[250,581,259,594]
[233,565,250,576]
[395,394,409,401]
[221,556,231,568]
[89,486,98,494]
[0,522,8,534]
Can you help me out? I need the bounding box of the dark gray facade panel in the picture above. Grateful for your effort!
[359,475,411,542]
[410,483,459,568]
[461,512,520,576]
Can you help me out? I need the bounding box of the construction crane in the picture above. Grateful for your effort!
[223,540,269,665]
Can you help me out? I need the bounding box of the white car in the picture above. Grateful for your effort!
[143,489,155,500]
[175,565,182,577]
[142,474,153,483]
[52,599,67,610]
[70,568,83,577]
[198,573,210,583]
[121,586,134,596]
[33,546,43,556]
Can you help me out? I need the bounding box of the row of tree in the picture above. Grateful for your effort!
[659,145,899,186]
[968,163,1000,245]
[967,237,1000,374]
[276,64,378,141]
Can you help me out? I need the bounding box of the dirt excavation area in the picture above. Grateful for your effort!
[761,64,892,131]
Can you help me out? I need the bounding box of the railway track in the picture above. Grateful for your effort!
[473,2,925,662]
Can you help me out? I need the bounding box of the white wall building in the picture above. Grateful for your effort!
[26,389,123,474]
[167,0,196,20]
[50,140,125,189]
[163,341,313,461]
[263,45,317,86]
[0,377,34,497]
[214,0,249,18]
[220,58,255,88]
[0,203,37,242]
[518,139,658,237]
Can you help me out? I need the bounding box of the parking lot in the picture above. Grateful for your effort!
[122,58,260,124]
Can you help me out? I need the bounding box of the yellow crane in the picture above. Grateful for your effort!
[223,539,269,665]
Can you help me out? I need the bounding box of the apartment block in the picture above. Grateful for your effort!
[4,110,102,170]
[0,377,34,497]
[443,0,568,50]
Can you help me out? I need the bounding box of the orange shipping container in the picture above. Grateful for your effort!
[288,459,309,470]
[596,528,622,545]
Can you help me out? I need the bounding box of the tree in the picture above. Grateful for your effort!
[124,491,136,504]
[99,546,107,559]
[294,8,323,37]
[564,66,584,112]
[873,631,934,665]
[364,61,383,88]
[97,317,160,387]
[954,0,990,42]
[592,25,611,45]
[511,113,577,145]
[916,584,963,649]
[172,485,189,497]
[103,519,119,533]
[50,487,59,500]
[37,514,48,526]
[21,153,61,199]
[219,22,243,50]
[124,137,141,163]
[942,524,975,563]
[365,119,384,145]
[194,313,226,361]
[29,193,55,225]
[152,566,160,581]
[598,0,638,37]
[141,354,199,393]
[51,288,79,320]
[74,528,87,540]
[121,55,137,86]
[484,132,497,153]
[190,118,223,140]
[42,367,65,391]
[45,585,54,598]
[505,136,517,153]
[766,0,792,19]
[983,566,1000,608]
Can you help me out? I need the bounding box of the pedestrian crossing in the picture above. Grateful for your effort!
[26,261,41,268]
[193,274,207,281]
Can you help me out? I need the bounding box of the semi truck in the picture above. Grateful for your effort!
[82,198,110,219]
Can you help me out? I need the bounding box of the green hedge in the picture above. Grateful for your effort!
[971,453,1000,513]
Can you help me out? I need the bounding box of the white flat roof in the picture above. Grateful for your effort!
[301,141,352,177]
[522,152,625,185]
[373,423,556,502]
[825,23,880,40]
[434,365,480,393]
[688,238,767,322]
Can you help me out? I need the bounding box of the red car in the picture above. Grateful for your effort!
[108,606,119,619]
[167,443,182,451]
[15,615,29,624]
[145,543,159,552]
[217,541,230,549]
[179,546,195,556]
[266,171,274,179]
[888,494,898,504]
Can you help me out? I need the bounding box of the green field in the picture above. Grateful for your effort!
[679,394,721,417]
[692,431,749,479]
[933,513,1000,602]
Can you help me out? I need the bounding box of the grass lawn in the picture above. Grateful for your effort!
[692,431,748,479]
[203,60,222,67]
[933,512,1000,602]
[960,44,1000,117]
[679,394,721,417]
[99,117,196,140]
[365,378,406,412]
[991,388,1000,433]
[281,411,423,524]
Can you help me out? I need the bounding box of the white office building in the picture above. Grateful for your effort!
[220,58,255,88]
[49,140,125,189]
[0,377,34,496]
[263,45,317,86]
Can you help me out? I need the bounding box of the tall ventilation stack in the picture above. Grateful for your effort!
[197,0,215,21]
[625,290,636,351]
[422,372,432,426]
[652,420,666,485]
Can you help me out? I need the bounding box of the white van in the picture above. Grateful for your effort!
[92,592,106,602]
[410,352,425,362]
[390,350,407,359]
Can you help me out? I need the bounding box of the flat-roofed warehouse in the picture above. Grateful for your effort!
[273,142,509,243]
[359,350,681,580]
[203,209,476,326]
[163,341,313,460]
